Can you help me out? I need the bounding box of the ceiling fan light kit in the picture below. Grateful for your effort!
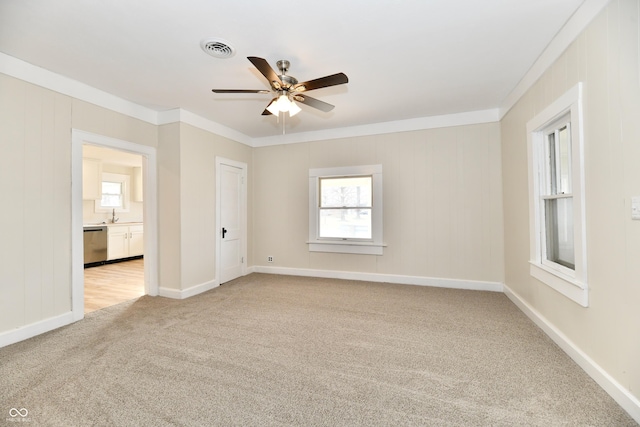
[211,56,348,121]
[266,94,301,117]
[287,99,301,116]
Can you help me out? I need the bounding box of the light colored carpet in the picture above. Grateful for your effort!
[0,273,636,426]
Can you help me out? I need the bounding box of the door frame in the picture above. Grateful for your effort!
[215,157,248,284]
[71,130,159,321]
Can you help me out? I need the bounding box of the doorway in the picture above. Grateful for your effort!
[82,144,145,313]
[71,130,158,321]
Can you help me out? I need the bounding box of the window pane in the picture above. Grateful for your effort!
[320,176,372,208]
[319,208,372,239]
[101,181,123,208]
[557,125,571,194]
[544,197,574,269]
[101,194,122,208]
[547,125,572,196]
[102,181,122,195]
[548,132,558,194]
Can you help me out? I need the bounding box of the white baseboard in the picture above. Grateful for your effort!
[0,311,74,348]
[503,285,640,424]
[159,279,218,300]
[252,265,503,292]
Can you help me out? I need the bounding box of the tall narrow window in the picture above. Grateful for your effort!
[542,120,574,270]
[527,83,587,307]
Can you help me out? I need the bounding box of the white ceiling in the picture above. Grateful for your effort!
[0,0,586,140]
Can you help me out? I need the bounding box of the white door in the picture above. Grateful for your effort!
[217,160,246,284]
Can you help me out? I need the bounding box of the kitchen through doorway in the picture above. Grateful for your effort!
[82,144,145,313]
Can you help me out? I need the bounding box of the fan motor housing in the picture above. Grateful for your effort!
[276,60,298,88]
[279,75,298,88]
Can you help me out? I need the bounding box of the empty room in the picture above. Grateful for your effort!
[0,0,639,425]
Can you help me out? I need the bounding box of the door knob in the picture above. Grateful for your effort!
[222,227,227,238]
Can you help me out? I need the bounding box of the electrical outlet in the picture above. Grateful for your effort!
[267,256,274,263]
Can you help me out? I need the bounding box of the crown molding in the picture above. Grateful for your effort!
[499,0,612,118]
[251,109,500,147]
[0,51,499,146]
[157,109,253,146]
[0,51,158,124]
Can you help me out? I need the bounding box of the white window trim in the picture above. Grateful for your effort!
[94,172,131,213]
[526,82,588,307]
[308,164,384,255]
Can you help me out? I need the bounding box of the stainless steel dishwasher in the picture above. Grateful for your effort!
[83,225,108,266]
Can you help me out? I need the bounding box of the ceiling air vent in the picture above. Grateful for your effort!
[201,38,236,59]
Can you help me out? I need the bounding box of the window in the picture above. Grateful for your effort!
[101,181,124,208]
[309,165,384,255]
[94,172,130,213]
[319,176,372,239]
[527,83,587,306]
[542,117,574,270]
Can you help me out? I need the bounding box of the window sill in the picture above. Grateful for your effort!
[529,261,588,307]
[308,241,386,255]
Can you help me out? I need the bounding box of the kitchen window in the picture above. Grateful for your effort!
[101,181,124,208]
[95,172,130,213]
[309,165,384,255]
[527,83,587,306]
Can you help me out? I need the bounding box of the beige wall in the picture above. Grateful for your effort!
[501,0,640,400]
[177,123,253,291]
[72,99,158,147]
[157,122,253,293]
[0,74,158,333]
[0,73,73,330]
[158,123,182,291]
[0,73,254,336]
[253,123,504,283]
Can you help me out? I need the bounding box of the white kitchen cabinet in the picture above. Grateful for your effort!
[128,225,144,256]
[132,166,143,202]
[82,158,102,200]
[107,224,144,260]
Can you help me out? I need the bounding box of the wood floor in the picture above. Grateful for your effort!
[84,258,145,314]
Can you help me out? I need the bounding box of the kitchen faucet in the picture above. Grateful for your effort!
[111,208,119,223]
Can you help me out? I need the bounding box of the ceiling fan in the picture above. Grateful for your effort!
[212,57,348,117]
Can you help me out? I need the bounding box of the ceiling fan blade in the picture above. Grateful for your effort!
[294,94,335,112]
[293,73,348,92]
[247,56,283,90]
[212,89,270,94]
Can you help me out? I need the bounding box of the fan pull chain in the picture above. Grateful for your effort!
[282,111,286,135]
